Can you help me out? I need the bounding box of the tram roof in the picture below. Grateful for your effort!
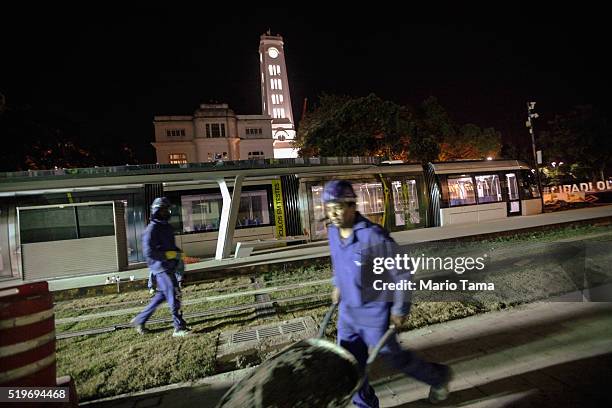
[0,158,530,197]
[0,157,383,196]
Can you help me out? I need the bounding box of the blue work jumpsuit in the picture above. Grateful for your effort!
[329,213,447,408]
[133,218,187,330]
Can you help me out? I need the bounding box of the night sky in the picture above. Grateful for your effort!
[3,9,610,165]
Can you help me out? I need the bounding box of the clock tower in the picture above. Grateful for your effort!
[259,31,298,158]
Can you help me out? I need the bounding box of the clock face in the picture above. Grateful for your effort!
[268,47,279,58]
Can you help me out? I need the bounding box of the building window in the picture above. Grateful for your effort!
[206,123,226,138]
[248,151,265,159]
[279,94,283,103]
[169,153,187,164]
[448,176,476,206]
[166,129,185,137]
[270,78,282,90]
[269,65,280,75]
[272,108,285,118]
[475,174,502,203]
[246,128,263,136]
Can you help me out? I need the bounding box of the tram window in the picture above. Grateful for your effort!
[78,204,115,238]
[311,185,326,237]
[354,182,385,225]
[181,194,222,232]
[19,204,115,244]
[475,175,502,203]
[310,181,384,236]
[520,170,541,198]
[237,191,270,227]
[180,190,270,232]
[20,207,78,243]
[447,176,476,206]
[392,180,420,226]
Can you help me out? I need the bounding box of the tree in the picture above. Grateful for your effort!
[500,141,531,162]
[0,98,142,171]
[439,124,501,160]
[540,105,612,182]
[296,93,502,163]
[296,93,404,158]
[294,94,351,157]
[411,97,501,161]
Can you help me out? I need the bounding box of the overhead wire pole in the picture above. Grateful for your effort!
[526,101,545,210]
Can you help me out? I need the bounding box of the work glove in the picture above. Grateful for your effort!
[148,288,156,296]
[165,250,184,260]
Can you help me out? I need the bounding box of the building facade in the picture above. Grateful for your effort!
[152,104,273,164]
[259,32,299,158]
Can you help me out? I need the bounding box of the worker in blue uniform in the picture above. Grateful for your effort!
[324,180,451,406]
[131,197,190,337]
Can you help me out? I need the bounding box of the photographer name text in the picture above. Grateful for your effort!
[373,279,495,291]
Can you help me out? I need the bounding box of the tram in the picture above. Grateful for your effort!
[0,158,541,281]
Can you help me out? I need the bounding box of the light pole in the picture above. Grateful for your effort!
[526,101,545,208]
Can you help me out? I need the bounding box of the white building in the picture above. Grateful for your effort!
[259,32,299,158]
[152,104,274,164]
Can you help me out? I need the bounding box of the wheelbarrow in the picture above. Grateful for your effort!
[216,303,396,407]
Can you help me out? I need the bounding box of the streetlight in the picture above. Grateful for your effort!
[526,102,545,208]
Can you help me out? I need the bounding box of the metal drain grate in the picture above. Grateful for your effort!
[232,330,258,343]
[229,319,309,344]
[259,326,282,338]
[281,320,307,334]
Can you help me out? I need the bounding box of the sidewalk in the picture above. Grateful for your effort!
[82,301,612,407]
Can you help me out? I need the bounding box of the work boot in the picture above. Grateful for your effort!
[172,328,192,337]
[429,366,452,404]
[131,318,149,335]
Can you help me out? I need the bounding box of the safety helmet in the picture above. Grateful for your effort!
[151,197,172,219]
[322,180,357,203]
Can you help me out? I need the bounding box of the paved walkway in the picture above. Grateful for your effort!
[82,300,612,407]
[3,204,609,292]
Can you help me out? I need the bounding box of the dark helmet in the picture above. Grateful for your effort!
[322,180,357,203]
[151,197,172,220]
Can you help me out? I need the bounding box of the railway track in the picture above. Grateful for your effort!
[56,292,330,340]
[53,273,329,312]
[55,278,332,324]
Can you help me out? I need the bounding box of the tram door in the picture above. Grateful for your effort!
[0,206,11,278]
[505,173,522,216]
[389,177,424,230]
